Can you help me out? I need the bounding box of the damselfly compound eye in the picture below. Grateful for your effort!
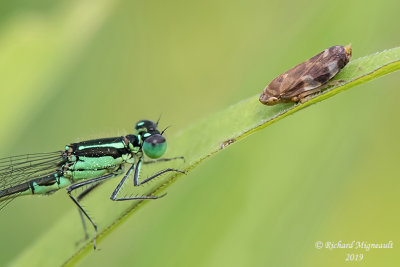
[143,134,167,159]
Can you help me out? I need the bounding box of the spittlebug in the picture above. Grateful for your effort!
[259,44,352,105]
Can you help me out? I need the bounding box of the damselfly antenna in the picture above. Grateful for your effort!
[161,125,171,135]
[156,114,162,127]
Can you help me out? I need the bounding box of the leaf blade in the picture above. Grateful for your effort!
[12,46,400,267]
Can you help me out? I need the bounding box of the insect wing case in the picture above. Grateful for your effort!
[260,45,352,105]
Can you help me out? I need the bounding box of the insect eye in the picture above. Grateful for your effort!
[266,97,278,106]
[143,134,167,159]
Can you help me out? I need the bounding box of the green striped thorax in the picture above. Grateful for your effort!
[135,120,167,159]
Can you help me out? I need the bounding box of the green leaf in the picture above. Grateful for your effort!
[12,47,400,266]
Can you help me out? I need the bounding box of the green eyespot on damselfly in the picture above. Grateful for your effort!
[0,120,185,249]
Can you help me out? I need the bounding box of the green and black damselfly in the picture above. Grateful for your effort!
[0,120,184,249]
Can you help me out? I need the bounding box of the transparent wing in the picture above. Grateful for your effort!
[0,151,65,191]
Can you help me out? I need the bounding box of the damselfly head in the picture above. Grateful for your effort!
[135,120,158,134]
[135,119,167,158]
[143,134,167,159]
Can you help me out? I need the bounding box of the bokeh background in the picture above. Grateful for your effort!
[0,0,399,266]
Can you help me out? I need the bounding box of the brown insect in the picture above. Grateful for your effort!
[259,44,352,105]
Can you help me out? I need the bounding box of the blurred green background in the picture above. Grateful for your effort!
[0,0,399,266]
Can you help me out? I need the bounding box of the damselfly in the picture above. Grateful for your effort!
[0,120,184,249]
